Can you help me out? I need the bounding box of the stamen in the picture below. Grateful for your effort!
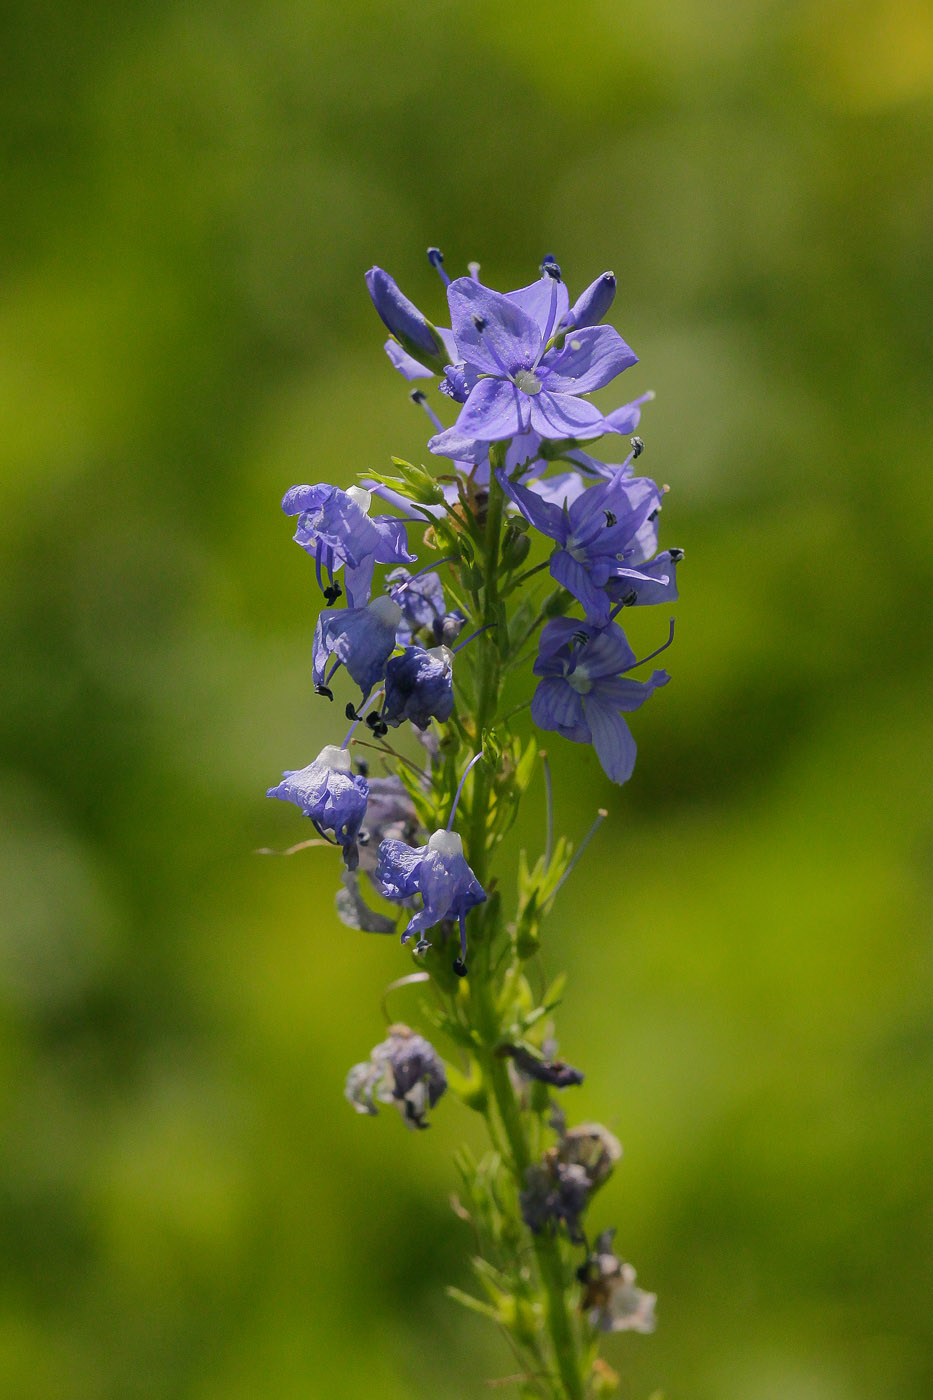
[604,510,616,527]
[427,247,450,286]
[392,555,459,592]
[452,623,494,654]
[467,261,481,282]
[624,617,676,671]
[540,255,562,281]
[409,388,444,433]
[669,547,684,562]
[532,270,562,369]
[471,314,488,332]
[342,690,384,747]
[447,750,485,831]
[453,913,468,975]
[314,683,334,701]
[550,808,609,900]
[630,436,645,458]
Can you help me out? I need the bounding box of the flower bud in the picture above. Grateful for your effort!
[365,267,447,370]
[567,271,616,330]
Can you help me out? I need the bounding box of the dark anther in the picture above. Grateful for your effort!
[647,508,660,522]
[621,588,638,607]
[374,721,388,737]
[669,547,685,562]
[345,702,361,721]
[358,830,370,846]
[355,760,369,778]
[572,629,589,646]
[542,260,562,281]
[471,314,488,332]
[365,711,381,729]
[604,510,617,527]
[323,583,342,605]
[630,436,645,458]
[453,957,468,978]
[427,247,444,268]
[409,389,426,404]
[314,684,334,701]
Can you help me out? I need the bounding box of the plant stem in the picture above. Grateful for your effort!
[465,446,586,1400]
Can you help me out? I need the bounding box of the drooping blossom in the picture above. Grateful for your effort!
[531,618,670,784]
[282,483,415,607]
[312,595,402,699]
[345,1024,447,1130]
[266,744,369,870]
[375,828,486,968]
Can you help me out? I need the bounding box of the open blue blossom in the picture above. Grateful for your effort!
[428,270,637,455]
[282,483,415,608]
[375,828,486,968]
[531,618,670,784]
[312,595,402,698]
[498,467,667,625]
[382,644,455,730]
[267,744,369,870]
[385,568,465,646]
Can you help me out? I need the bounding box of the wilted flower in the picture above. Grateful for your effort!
[382,644,455,730]
[557,1121,623,1191]
[520,1160,592,1242]
[282,483,415,608]
[345,1024,447,1129]
[385,567,465,646]
[266,744,369,870]
[375,827,486,970]
[503,1043,585,1089]
[579,1229,657,1334]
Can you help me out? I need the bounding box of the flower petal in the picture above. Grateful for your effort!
[529,390,607,439]
[454,377,524,439]
[531,677,588,737]
[506,275,570,338]
[448,277,542,374]
[542,327,638,393]
[583,701,638,784]
[550,549,612,625]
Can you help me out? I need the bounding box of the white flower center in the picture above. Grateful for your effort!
[316,744,352,772]
[513,369,542,396]
[346,486,372,513]
[428,829,463,857]
[567,666,592,695]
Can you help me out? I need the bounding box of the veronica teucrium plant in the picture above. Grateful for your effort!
[265,249,680,1399]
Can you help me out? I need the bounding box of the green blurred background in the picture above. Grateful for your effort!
[1,1,932,1396]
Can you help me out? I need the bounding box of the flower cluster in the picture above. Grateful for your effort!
[264,245,673,1395]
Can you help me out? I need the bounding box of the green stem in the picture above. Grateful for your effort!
[464,445,586,1400]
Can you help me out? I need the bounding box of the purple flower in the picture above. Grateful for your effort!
[345,1024,447,1130]
[312,595,402,698]
[385,568,465,646]
[563,270,616,331]
[282,483,415,608]
[382,645,455,731]
[365,267,451,373]
[498,467,667,625]
[520,1160,592,1241]
[531,618,670,784]
[428,270,637,455]
[357,774,422,877]
[375,828,486,969]
[605,548,681,609]
[266,744,369,870]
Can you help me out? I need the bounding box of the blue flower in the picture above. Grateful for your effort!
[282,483,415,608]
[605,548,681,609]
[266,744,369,870]
[365,267,451,374]
[375,828,486,969]
[385,568,465,646]
[498,467,668,625]
[345,1024,447,1130]
[382,644,455,731]
[312,595,403,698]
[428,269,636,455]
[531,618,670,784]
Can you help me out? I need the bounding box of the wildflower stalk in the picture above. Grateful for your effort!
[270,251,673,1399]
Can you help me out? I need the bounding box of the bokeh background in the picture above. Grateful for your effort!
[2,2,932,1397]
